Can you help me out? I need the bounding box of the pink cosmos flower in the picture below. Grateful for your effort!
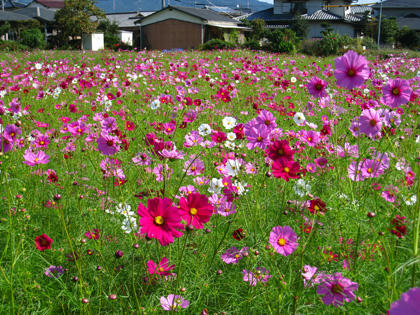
[307,76,328,98]
[255,109,277,130]
[389,287,420,315]
[178,192,213,229]
[221,246,249,264]
[242,267,272,286]
[316,273,358,307]
[302,265,321,287]
[358,109,383,139]
[334,50,369,90]
[382,79,412,108]
[269,225,298,256]
[147,257,175,276]
[301,130,320,147]
[160,294,189,311]
[184,156,204,176]
[360,159,384,179]
[137,197,184,246]
[97,133,120,156]
[244,124,270,150]
[23,149,50,166]
[217,200,236,216]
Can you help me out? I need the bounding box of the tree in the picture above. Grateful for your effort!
[0,22,10,38]
[396,26,420,50]
[55,0,105,47]
[380,17,399,45]
[97,19,119,48]
[290,15,308,39]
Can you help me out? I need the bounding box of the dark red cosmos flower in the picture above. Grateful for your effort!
[35,234,53,251]
[267,140,294,162]
[211,131,227,143]
[125,121,135,131]
[233,228,246,241]
[309,199,327,216]
[233,124,244,139]
[179,193,213,229]
[390,215,407,239]
[272,159,303,182]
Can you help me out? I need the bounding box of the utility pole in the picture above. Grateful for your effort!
[2,0,4,12]
[377,0,383,48]
[162,0,165,9]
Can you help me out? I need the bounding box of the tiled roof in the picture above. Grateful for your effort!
[104,12,139,28]
[15,6,55,21]
[0,10,33,21]
[350,5,373,15]
[372,0,420,9]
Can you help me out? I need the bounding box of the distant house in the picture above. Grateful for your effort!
[135,5,248,50]
[372,0,420,32]
[27,0,64,11]
[247,0,372,38]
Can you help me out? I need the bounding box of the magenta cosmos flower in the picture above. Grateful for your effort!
[316,273,358,307]
[138,197,184,246]
[334,50,369,90]
[23,149,50,166]
[382,79,412,108]
[147,257,175,276]
[221,246,249,264]
[266,140,294,162]
[272,159,302,182]
[242,267,272,286]
[178,193,213,229]
[358,109,383,139]
[269,226,298,256]
[307,76,328,98]
[160,294,189,311]
[389,287,420,315]
[35,234,53,251]
[97,133,120,156]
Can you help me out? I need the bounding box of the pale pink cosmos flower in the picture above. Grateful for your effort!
[316,273,358,307]
[242,267,272,286]
[358,109,383,139]
[269,226,298,256]
[23,149,50,166]
[160,294,189,311]
[221,246,249,264]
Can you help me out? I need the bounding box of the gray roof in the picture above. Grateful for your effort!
[105,12,139,28]
[0,10,33,21]
[373,0,420,9]
[165,5,239,23]
[15,7,55,22]
[248,8,361,23]
[350,5,373,15]
[397,17,420,30]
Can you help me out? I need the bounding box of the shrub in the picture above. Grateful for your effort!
[301,38,321,56]
[396,26,420,50]
[199,39,235,50]
[317,31,342,56]
[20,28,44,49]
[0,40,29,51]
[361,36,378,50]
[243,39,261,50]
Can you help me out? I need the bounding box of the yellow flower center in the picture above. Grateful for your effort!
[284,167,290,173]
[278,238,286,246]
[154,216,164,225]
[392,88,400,96]
[190,207,198,215]
[367,168,373,174]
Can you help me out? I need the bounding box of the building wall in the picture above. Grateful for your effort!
[307,22,355,38]
[141,19,202,50]
[379,8,420,18]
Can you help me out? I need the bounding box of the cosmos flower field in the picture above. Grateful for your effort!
[0,49,419,314]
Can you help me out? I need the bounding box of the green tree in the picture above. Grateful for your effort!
[0,22,11,37]
[380,17,399,45]
[55,0,105,47]
[290,15,308,39]
[97,19,119,48]
[396,26,420,50]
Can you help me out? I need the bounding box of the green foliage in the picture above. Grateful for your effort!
[243,38,261,50]
[199,39,235,50]
[97,19,120,49]
[396,26,420,50]
[20,28,44,49]
[55,0,105,47]
[0,40,29,51]
[380,18,399,45]
[266,29,298,53]
[290,15,309,39]
[316,31,342,56]
[362,36,378,50]
[0,22,11,37]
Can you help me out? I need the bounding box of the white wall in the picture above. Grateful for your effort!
[82,33,104,51]
[118,31,133,46]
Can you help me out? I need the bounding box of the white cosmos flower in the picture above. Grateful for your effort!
[291,77,297,83]
[115,203,135,218]
[34,63,42,70]
[404,195,417,206]
[224,141,236,150]
[227,132,236,141]
[222,116,236,130]
[150,99,161,110]
[226,159,241,177]
[293,179,311,197]
[208,178,224,194]
[121,216,138,234]
[198,123,212,136]
[293,112,306,126]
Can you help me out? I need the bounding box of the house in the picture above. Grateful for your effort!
[372,0,420,31]
[135,5,248,50]
[26,0,64,11]
[247,0,371,38]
